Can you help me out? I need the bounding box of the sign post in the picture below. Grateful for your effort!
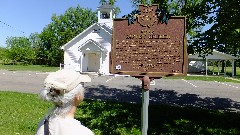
[142,86,149,135]
[110,4,187,134]
[141,75,150,135]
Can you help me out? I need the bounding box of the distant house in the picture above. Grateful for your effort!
[61,4,115,75]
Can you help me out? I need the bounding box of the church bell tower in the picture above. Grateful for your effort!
[97,2,115,25]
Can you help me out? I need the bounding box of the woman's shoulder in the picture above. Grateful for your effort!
[78,124,94,135]
[56,117,94,135]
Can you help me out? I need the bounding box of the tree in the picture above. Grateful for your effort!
[189,0,239,54]
[29,32,41,64]
[0,47,7,62]
[39,5,97,66]
[192,0,240,74]
[5,36,36,64]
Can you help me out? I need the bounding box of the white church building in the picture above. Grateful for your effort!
[61,4,115,75]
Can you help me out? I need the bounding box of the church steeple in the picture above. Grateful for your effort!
[97,2,115,24]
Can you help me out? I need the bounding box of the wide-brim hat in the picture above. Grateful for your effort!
[44,69,91,92]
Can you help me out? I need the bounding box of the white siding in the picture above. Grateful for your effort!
[63,23,112,75]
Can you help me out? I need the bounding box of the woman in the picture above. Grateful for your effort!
[36,69,94,135]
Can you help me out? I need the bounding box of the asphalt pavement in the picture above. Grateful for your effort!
[1,70,240,111]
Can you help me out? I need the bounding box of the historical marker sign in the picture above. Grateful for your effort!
[110,4,187,77]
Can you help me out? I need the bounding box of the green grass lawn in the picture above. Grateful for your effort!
[0,64,59,72]
[166,75,240,83]
[1,91,240,135]
[207,66,240,78]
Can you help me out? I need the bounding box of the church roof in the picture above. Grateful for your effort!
[61,22,112,50]
[97,4,114,10]
[188,50,239,60]
[79,39,107,52]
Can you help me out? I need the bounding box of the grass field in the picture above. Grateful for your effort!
[166,75,240,83]
[207,66,240,77]
[0,64,59,72]
[0,91,240,135]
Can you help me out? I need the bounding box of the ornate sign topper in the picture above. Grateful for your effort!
[137,7,158,27]
[122,5,174,27]
[110,4,187,77]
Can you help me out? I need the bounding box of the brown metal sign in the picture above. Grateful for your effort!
[110,4,187,77]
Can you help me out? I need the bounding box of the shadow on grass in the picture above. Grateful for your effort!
[85,85,240,111]
[80,85,240,134]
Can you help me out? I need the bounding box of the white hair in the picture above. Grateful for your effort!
[39,83,84,118]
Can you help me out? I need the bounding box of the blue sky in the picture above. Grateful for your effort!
[0,0,134,47]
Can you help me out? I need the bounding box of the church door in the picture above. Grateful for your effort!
[88,53,100,72]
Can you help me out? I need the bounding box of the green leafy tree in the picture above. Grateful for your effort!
[39,5,97,66]
[0,47,7,63]
[191,0,240,74]
[5,37,36,64]
[29,32,41,65]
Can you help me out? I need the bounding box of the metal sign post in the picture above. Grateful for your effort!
[141,75,150,135]
[142,88,149,135]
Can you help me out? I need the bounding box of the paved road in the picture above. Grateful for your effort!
[1,70,240,111]
[0,70,47,93]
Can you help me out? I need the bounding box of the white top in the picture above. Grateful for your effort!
[36,117,94,135]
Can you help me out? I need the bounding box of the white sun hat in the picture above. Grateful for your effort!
[44,69,91,92]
